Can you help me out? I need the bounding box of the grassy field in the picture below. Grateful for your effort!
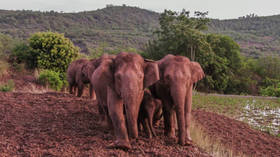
[193,92,280,137]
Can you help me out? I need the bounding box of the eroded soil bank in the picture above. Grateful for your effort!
[193,110,280,157]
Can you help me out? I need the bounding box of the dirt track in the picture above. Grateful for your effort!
[0,92,209,157]
[193,110,280,157]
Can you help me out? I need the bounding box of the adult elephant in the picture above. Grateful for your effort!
[91,52,159,149]
[67,58,97,99]
[150,54,204,145]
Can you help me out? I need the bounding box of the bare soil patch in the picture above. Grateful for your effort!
[0,92,209,157]
[193,110,280,157]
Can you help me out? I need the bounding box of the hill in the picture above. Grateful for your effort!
[0,5,159,54]
[208,15,280,57]
[1,6,280,57]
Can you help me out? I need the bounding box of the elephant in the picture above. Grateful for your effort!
[66,58,97,99]
[138,89,162,138]
[90,54,116,127]
[91,52,159,149]
[150,54,204,146]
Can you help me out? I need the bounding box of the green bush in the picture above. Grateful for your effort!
[29,32,79,73]
[0,80,15,92]
[260,83,280,97]
[10,42,36,69]
[38,70,63,91]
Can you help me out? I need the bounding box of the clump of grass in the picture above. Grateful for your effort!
[190,119,247,157]
[0,59,9,78]
[0,80,14,92]
[38,70,63,91]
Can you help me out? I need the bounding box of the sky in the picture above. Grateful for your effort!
[0,0,279,19]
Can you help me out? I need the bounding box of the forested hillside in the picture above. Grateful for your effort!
[0,5,159,53]
[209,15,280,57]
[1,5,280,57]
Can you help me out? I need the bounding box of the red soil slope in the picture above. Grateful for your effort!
[193,110,280,157]
[0,92,209,157]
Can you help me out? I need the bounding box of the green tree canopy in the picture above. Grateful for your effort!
[145,10,244,93]
[29,32,79,73]
[145,10,210,61]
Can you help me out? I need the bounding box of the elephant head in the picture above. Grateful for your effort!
[156,54,204,145]
[81,59,98,84]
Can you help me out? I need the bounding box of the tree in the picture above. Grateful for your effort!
[145,9,210,61]
[145,10,245,94]
[29,32,79,73]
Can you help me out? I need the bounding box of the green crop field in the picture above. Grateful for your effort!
[193,93,280,136]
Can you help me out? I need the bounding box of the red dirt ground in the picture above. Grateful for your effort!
[193,110,280,157]
[0,92,210,157]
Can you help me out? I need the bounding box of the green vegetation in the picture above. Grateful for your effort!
[0,6,159,54]
[0,33,14,57]
[1,6,280,57]
[0,59,9,77]
[209,15,280,57]
[38,70,64,91]
[0,80,14,92]
[144,10,244,94]
[193,93,280,136]
[9,42,34,69]
[1,7,280,97]
[29,32,79,73]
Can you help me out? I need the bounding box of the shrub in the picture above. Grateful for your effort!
[260,83,280,97]
[29,32,79,73]
[38,70,63,91]
[10,42,36,69]
[0,80,14,92]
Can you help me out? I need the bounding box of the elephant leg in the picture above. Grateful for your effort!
[185,85,193,142]
[171,84,187,145]
[73,84,77,96]
[147,107,156,137]
[175,103,185,145]
[104,106,113,130]
[107,87,131,149]
[89,84,96,100]
[143,118,152,138]
[69,83,74,94]
[77,83,84,97]
[163,105,175,138]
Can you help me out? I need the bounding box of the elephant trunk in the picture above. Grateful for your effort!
[121,77,144,139]
[170,83,187,145]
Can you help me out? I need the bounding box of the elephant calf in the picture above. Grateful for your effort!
[138,89,162,138]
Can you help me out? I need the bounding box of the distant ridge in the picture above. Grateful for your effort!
[1,6,280,57]
[0,6,160,53]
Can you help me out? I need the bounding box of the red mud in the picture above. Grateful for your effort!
[193,110,280,157]
[0,92,210,157]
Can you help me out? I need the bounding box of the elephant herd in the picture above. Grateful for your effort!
[66,52,205,150]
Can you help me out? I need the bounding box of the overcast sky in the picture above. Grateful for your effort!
[1,0,279,19]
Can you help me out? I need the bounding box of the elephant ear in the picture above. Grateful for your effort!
[144,60,160,88]
[191,61,205,83]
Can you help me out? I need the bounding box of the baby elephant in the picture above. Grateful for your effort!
[138,89,162,138]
